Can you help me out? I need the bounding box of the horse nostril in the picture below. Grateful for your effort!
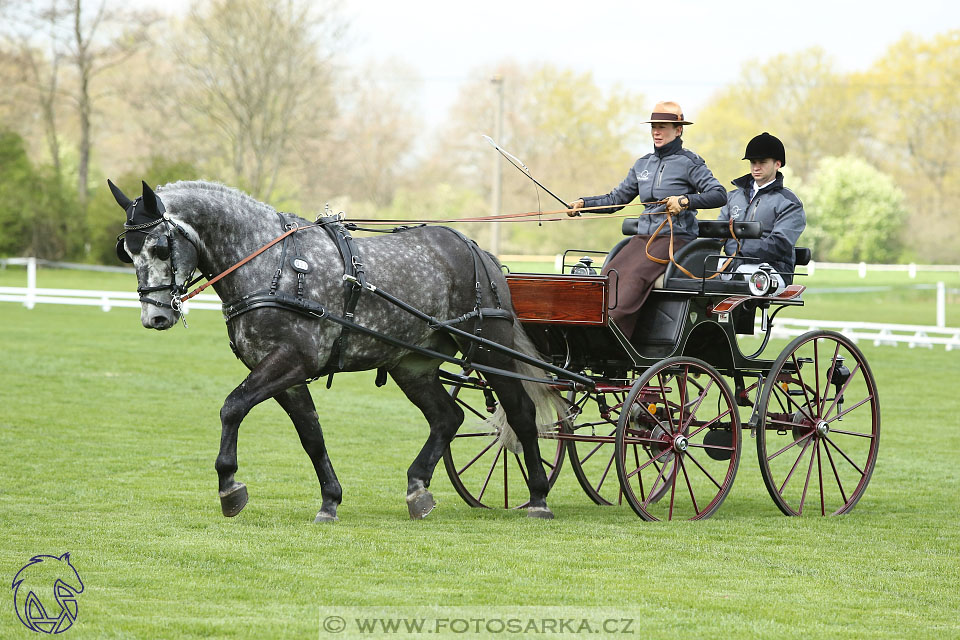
[151,315,170,329]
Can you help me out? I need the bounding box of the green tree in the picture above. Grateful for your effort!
[696,48,869,189]
[168,0,343,201]
[0,129,81,259]
[417,63,647,255]
[858,29,960,263]
[800,156,907,263]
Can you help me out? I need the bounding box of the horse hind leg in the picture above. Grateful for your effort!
[275,385,342,523]
[390,365,465,519]
[485,374,555,519]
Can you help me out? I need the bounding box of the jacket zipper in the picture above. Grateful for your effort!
[656,163,666,187]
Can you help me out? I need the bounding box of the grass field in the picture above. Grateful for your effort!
[1,266,960,639]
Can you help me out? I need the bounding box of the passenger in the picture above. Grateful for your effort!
[717,132,806,282]
[567,100,726,337]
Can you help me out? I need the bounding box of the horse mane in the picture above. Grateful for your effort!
[156,180,278,220]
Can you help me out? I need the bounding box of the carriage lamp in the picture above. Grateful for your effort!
[572,256,598,275]
[747,267,773,296]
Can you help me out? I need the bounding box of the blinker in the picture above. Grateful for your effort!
[154,234,171,261]
[116,237,133,263]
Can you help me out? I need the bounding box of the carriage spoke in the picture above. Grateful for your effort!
[679,455,701,516]
[683,450,723,491]
[817,440,826,516]
[457,438,499,475]
[766,430,813,463]
[824,394,874,427]
[797,437,818,514]
[681,376,715,432]
[823,434,866,476]
[455,430,498,438]
[667,456,679,521]
[455,397,491,421]
[773,382,817,424]
[624,446,671,482]
[815,340,840,416]
[641,456,674,510]
[778,436,812,495]
[823,362,862,422]
[790,353,818,422]
[823,439,849,505]
[476,446,503,502]
[657,372,678,435]
[595,450,617,496]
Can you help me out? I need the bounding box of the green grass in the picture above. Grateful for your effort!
[1,271,960,639]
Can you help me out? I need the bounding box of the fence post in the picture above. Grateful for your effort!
[908,263,917,279]
[937,281,946,328]
[858,262,867,278]
[26,257,37,309]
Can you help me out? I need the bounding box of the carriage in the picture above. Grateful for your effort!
[113,179,879,523]
[440,219,881,521]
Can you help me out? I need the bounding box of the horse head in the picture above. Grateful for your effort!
[109,179,200,330]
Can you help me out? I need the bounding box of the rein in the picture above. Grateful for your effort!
[179,223,318,303]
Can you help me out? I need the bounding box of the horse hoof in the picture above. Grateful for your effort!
[219,483,248,517]
[527,506,555,519]
[314,511,339,524]
[406,489,436,520]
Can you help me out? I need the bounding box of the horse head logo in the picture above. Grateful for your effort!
[12,553,84,634]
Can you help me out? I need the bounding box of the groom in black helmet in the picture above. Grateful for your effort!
[718,132,806,281]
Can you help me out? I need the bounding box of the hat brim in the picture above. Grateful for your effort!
[645,119,693,125]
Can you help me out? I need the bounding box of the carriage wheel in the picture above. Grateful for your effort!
[564,385,678,506]
[615,357,741,521]
[757,330,880,516]
[441,370,567,509]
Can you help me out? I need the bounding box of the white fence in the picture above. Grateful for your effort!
[2,257,958,350]
[765,317,960,351]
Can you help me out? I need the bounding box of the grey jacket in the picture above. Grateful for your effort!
[717,172,806,275]
[581,138,726,241]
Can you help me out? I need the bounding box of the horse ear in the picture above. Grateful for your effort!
[108,179,133,210]
[141,180,159,216]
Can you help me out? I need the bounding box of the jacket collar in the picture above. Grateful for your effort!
[654,137,684,158]
[732,171,784,192]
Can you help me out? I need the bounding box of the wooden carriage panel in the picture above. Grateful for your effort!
[506,274,608,325]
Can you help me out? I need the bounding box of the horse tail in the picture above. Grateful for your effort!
[491,321,568,454]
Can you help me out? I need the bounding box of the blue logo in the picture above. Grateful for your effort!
[11,553,84,634]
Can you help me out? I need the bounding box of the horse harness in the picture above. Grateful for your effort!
[220,214,514,386]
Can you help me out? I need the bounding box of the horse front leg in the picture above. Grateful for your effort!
[274,385,342,523]
[216,346,314,517]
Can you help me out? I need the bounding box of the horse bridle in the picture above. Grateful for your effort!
[117,200,203,315]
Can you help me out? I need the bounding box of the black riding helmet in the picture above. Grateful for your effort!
[742,132,785,167]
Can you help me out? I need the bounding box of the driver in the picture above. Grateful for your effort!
[567,101,726,338]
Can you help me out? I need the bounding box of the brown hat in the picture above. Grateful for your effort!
[644,101,693,125]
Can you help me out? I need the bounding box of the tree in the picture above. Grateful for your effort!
[858,30,960,263]
[416,63,648,254]
[0,0,157,211]
[168,0,344,201]
[0,129,81,259]
[696,48,870,188]
[799,156,907,263]
[302,60,424,209]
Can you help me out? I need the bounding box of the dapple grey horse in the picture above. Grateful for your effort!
[111,179,561,522]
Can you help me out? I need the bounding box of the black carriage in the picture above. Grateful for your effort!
[442,220,880,520]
